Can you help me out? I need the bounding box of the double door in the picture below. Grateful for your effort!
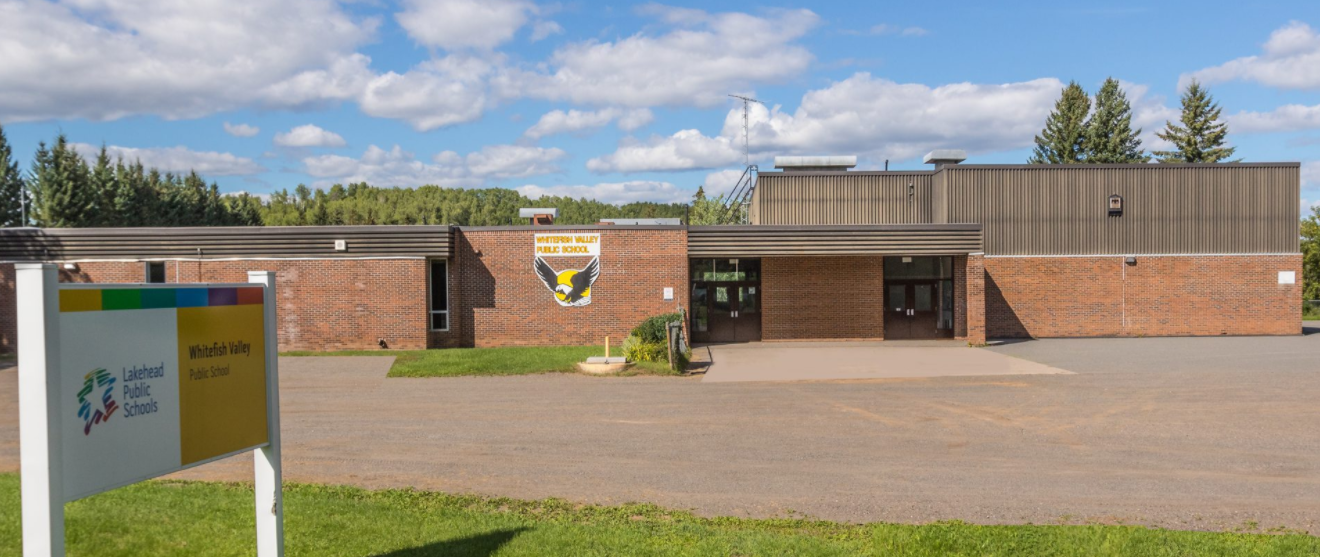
[884,280,947,340]
[697,282,761,343]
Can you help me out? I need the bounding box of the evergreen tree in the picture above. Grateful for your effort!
[30,135,96,227]
[1153,80,1237,163]
[112,159,144,227]
[0,124,27,227]
[1029,81,1091,164]
[1084,78,1149,164]
[89,146,117,226]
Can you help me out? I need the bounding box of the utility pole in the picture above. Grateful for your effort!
[728,94,764,166]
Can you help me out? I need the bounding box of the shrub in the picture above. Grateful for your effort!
[622,334,667,363]
[631,312,683,344]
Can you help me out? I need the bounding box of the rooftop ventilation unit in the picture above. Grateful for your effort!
[773,156,857,172]
[519,208,558,225]
[923,150,967,167]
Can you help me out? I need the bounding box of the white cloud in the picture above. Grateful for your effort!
[617,108,654,131]
[304,145,473,188]
[463,145,567,178]
[303,143,565,187]
[869,24,928,37]
[223,122,260,137]
[494,6,819,108]
[396,0,534,50]
[1304,162,1320,213]
[70,143,265,176]
[700,169,747,197]
[523,108,654,139]
[587,129,741,173]
[530,20,564,42]
[588,73,1065,172]
[1184,21,1320,90]
[517,181,690,204]
[224,190,272,203]
[273,124,347,148]
[357,55,494,131]
[0,0,377,122]
[1229,104,1320,133]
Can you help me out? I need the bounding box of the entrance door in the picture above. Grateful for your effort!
[884,281,942,339]
[706,283,761,343]
[691,259,762,344]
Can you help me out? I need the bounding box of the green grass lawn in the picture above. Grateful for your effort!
[281,346,678,378]
[0,475,1313,557]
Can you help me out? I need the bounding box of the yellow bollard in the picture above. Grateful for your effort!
[605,336,610,359]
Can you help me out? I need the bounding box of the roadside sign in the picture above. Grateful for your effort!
[18,265,283,557]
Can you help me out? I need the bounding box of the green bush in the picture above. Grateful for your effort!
[622,334,667,363]
[631,312,683,344]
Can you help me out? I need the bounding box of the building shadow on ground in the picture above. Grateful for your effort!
[371,527,528,557]
[1303,323,1320,336]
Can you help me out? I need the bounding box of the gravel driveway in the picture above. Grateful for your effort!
[2,328,1318,532]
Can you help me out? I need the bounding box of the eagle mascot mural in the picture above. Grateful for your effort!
[534,256,600,307]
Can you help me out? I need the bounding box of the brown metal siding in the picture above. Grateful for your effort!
[931,171,948,224]
[754,172,935,225]
[0,226,454,260]
[944,164,1300,255]
[688,224,982,257]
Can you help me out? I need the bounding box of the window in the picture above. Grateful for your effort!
[429,259,449,331]
[145,262,166,283]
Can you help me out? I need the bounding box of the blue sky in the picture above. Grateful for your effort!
[2,0,1318,208]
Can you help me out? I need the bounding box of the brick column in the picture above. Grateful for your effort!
[966,253,986,345]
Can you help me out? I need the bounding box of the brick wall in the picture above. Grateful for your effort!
[965,254,986,344]
[0,259,429,353]
[762,256,885,340]
[985,255,1302,338]
[443,228,688,347]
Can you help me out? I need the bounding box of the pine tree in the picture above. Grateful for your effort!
[89,145,117,226]
[30,135,96,227]
[1029,81,1091,164]
[1084,78,1150,164]
[1153,80,1237,163]
[0,124,27,227]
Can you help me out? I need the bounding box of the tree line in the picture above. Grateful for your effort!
[0,127,687,228]
[1030,78,1236,164]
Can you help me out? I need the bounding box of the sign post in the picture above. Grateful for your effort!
[17,263,283,556]
[18,264,64,557]
[249,271,284,556]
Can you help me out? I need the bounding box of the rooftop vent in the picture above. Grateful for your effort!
[923,150,967,167]
[519,207,558,225]
[774,155,857,172]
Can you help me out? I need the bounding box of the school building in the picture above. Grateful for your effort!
[0,154,1304,353]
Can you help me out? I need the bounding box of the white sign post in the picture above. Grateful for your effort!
[17,263,283,557]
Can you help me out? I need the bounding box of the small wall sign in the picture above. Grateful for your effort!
[1279,271,1296,285]
[1108,194,1123,217]
[663,287,674,300]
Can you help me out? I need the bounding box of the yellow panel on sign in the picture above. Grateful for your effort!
[176,304,268,465]
[59,289,102,312]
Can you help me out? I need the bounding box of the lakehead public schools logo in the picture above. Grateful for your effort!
[534,256,600,307]
[77,368,119,435]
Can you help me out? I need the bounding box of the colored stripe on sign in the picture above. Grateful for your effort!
[236,287,264,305]
[208,288,238,306]
[58,287,262,312]
[140,288,176,309]
[59,289,102,312]
[100,289,142,311]
[175,289,209,308]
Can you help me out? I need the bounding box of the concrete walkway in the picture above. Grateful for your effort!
[699,341,1073,383]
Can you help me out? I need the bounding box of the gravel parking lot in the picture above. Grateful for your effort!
[2,327,1318,532]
